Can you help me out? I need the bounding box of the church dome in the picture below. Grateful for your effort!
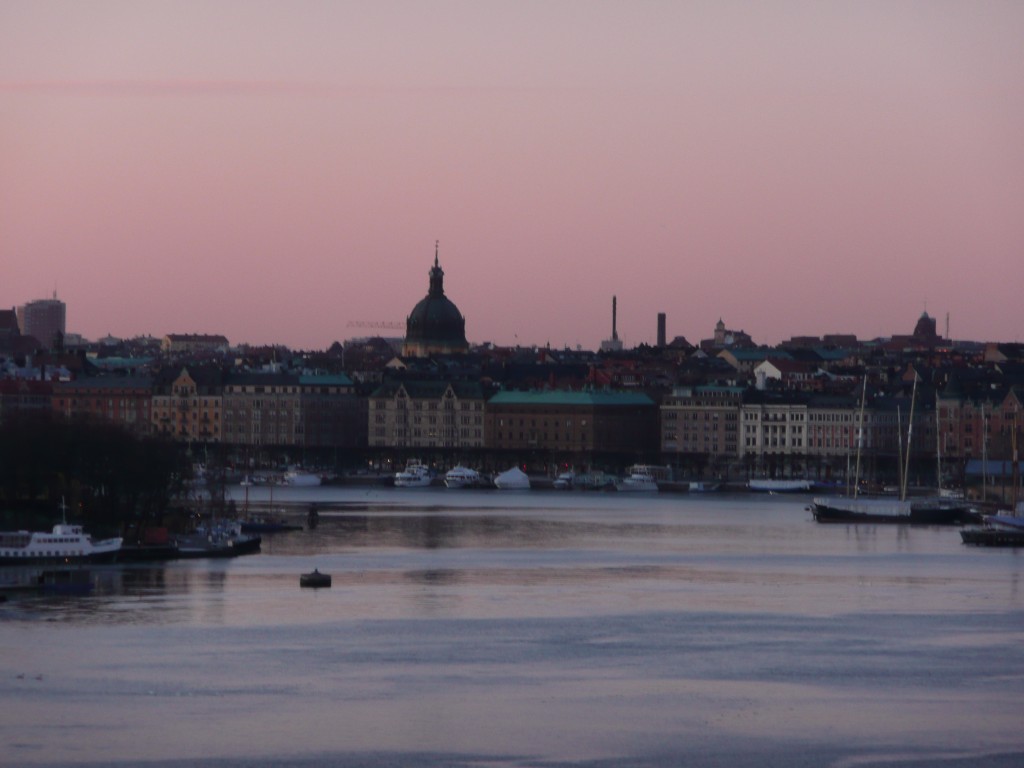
[403,244,469,356]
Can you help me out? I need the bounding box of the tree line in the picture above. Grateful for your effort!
[0,411,191,535]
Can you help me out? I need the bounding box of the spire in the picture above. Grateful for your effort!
[428,241,445,296]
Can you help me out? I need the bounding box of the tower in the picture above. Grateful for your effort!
[402,242,469,357]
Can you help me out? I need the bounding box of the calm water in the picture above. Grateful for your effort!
[2,488,1023,767]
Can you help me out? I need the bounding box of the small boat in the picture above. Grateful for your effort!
[748,478,811,493]
[616,465,661,492]
[493,467,531,490]
[174,521,261,559]
[553,470,575,490]
[445,466,481,489]
[282,468,322,487]
[0,500,122,565]
[688,481,721,493]
[300,569,332,588]
[394,460,433,488]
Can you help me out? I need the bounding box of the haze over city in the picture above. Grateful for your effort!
[3,1,1022,350]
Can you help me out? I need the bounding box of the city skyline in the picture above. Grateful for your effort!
[3,2,1023,350]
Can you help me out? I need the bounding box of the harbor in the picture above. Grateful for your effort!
[2,489,1022,767]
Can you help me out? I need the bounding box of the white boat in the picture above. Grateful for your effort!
[689,481,721,492]
[984,502,1024,532]
[0,502,122,564]
[282,468,322,487]
[553,470,575,490]
[394,460,432,488]
[444,466,481,489]
[748,478,811,493]
[616,465,661,492]
[493,467,531,490]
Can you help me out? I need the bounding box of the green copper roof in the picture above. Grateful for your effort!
[488,390,654,407]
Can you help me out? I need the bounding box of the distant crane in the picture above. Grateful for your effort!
[346,320,404,330]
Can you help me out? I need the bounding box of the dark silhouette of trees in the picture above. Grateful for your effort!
[0,411,189,533]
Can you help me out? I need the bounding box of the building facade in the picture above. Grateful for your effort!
[52,377,153,434]
[369,380,485,450]
[151,367,223,442]
[485,390,658,459]
[18,294,66,349]
[661,386,742,459]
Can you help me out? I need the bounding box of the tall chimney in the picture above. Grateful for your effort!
[657,312,666,347]
[612,296,618,341]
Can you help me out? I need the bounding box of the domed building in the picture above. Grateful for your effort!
[403,244,469,357]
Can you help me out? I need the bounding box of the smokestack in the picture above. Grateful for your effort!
[657,313,666,347]
[612,296,618,342]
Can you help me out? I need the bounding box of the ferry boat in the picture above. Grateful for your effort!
[444,466,481,489]
[394,460,432,488]
[0,506,122,565]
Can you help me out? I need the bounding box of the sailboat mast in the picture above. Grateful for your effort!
[897,405,904,501]
[981,403,987,503]
[936,402,942,494]
[854,376,867,499]
[901,375,918,502]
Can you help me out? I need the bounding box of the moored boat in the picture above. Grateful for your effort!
[174,521,261,559]
[444,466,481,489]
[811,496,980,525]
[688,481,721,493]
[493,467,531,490]
[0,502,122,565]
[552,470,575,490]
[282,468,322,487]
[748,478,811,493]
[394,460,433,488]
[616,465,661,492]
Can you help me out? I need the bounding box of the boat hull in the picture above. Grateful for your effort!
[812,497,980,525]
[749,479,811,492]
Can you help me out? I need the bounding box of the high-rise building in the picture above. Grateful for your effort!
[18,292,66,349]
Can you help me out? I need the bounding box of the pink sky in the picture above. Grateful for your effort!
[3,1,1022,350]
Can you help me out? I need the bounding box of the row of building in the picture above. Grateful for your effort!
[1,362,1019,481]
[4,252,1022,481]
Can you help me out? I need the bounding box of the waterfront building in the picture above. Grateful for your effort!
[739,392,809,476]
[660,385,742,460]
[485,390,658,462]
[298,374,364,448]
[937,381,1024,462]
[221,373,301,447]
[52,377,153,435]
[151,366,223,443]
[369,380,484,450]
[402,244,469,357]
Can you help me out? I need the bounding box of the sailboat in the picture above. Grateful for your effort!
[962,415,1024,545]
[812,375,978,525]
